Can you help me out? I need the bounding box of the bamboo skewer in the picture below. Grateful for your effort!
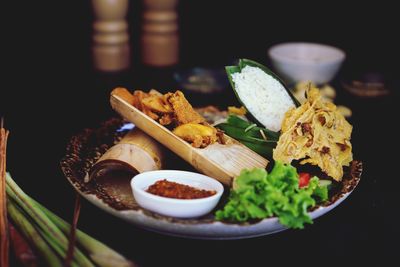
[0,117,9,267]
[110,93,269,186]
[64,194,81,267]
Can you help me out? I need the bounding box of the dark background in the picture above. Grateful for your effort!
[2,1,399,266]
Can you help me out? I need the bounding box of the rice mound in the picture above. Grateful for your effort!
[231,66,295,131]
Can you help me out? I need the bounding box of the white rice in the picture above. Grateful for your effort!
[231,65,295,132]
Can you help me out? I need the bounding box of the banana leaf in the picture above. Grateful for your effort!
[225,115,280,140]
[240,140,275,158]
[218,123,278,145]
[217,115,278,158]
[225,59,300,130]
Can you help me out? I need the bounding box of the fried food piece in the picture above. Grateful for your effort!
[273,87,353,181]
[112,87,137,106]
[166,91,205,125]
[173,123,218,148]
[149,89,163,96]
[132,91,159,120]
[112,87,222,148]
[159,113,175,125]
[142,95,173,113]
[111,88,159,119]
[131,90,148,109]
[228,106,247,115]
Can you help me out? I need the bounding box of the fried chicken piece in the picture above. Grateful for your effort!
[142,95,173,113]
[131,90,148,109]
[112,87,223,148]
[112,87,137,106]
[166,91,205,125]
[173,123,218,148]
[159,113,175,126]
[131,90,159,120]
[111,88,159,119]
[216,129,226,144]
[149,89,163,96]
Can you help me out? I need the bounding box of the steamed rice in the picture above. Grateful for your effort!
[231,66,295,131]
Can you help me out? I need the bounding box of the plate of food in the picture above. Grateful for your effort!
[61,59,362,239]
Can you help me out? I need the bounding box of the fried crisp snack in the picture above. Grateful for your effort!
[173,123,218,148]
[165,91,206,125]
[273,87,353,181]
[142,95,173,114]
[112,87,158,119]
[112,87,137,106]
[132,91,159,120]
[159,113,175,126]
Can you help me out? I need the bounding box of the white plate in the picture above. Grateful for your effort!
[71,186,354,239]
[61,118,362,239]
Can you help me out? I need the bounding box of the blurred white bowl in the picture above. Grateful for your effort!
[268,42,346,84]
[131,170,224,218]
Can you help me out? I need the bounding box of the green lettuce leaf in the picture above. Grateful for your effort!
[215,161,329,229]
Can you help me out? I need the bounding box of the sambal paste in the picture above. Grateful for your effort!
[146,179,216,199]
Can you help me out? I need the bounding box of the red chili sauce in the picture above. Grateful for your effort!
[146,179,216,199]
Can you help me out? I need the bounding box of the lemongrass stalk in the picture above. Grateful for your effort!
[35,226,80,267]
[34,199,135,267]
[5,174,95,267]
[7,200,63,267]
[6,185,91,267]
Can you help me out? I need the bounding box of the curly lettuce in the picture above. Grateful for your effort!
[215,161,328,229]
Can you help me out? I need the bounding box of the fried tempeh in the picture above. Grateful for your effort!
[273,87,352,181]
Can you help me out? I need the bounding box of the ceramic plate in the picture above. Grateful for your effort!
[61,118,362,239]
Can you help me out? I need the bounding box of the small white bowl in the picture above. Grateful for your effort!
[131,170,224,218]
[268,42,346,84]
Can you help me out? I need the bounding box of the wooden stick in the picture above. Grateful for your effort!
[64,193,81,267]
[0,117,10,267]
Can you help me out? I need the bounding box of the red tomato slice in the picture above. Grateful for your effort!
[299,172,311,188]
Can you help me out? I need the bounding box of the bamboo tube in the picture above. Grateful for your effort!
[87,127,165,182]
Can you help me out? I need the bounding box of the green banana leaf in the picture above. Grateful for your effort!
[240,141,275,158]
[217,123,278,145]
[216,115,278,158]
[225,59,300,129]
[225,115,280,140]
